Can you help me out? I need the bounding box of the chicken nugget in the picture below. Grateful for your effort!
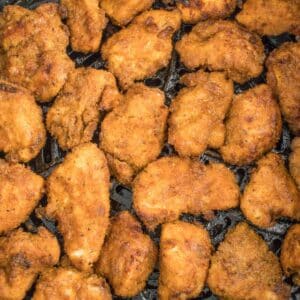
[0,81,46,162]
[290,137,300,189]
[133,156,240,231]
[47,68,122,150]
[97,211,157,297]
[175,20,265,83]
[168,71,233,157]
[158,221,212,299]
[207,222,290,300]
[236,0,300,36]
[220,84,282,165]
[101,9,181,89]
[266,42,300,135]
[100,83,168,185]
[241,153,300,228]
[44,143,110,272]
[0,227,60,300]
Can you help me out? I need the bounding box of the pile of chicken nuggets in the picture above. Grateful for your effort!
[0,0,299,299]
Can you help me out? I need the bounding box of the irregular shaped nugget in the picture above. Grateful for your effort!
[97,211,157,297]
[158,221,212,299]
[241,153,300,228]
[207,222,290,300]
[290,137,300,189]
[236,0,300,36]
[0,3,74,102]
[0,227,60,300]
[45,143,110,272]
[33,267,112,300]
[102,9,181,89]
[0,160,44,233]
[47,68,122,150]
[175,20,265,83]
[0,81,46,162]
[220,84,282,165]
[266,42,300,135]
[133,156,240,230]
[100,83,168,185]
[168,71,233,157]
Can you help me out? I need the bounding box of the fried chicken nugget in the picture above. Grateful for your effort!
[266,42,300,135]
[33,267,112,300]
[175,20,265,84]
[100,0,154,26]
[207,222,290,300]
[290,137,300,189]
[158,221,212,299]
[45,143,110,272]
[47,68,122,150]
[133,156,240,231]
[168,71,233,157]
[100,83,168,185]
[0,3,74,102]
[0,227,60,300]
[101,9,181,89]
[0,160,44,233]
[0,81,46,162]
[61,0,107,53]
[236,0,300,36]
[97,211,157,297]
[241,153,300,228]
[220,84,282,165]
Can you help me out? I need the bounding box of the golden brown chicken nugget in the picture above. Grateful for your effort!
[0,160,44,233]
[266,42,300,135]
[0,3,74,102]
[290,138,300,189]
[207,222,290,300]
[0,227,60,300]
[168,71,233,157]
[0,81,46,162]
[175,20,265,84]
[100,0,154,26]
[133,156,240,231]
[220,84,282,165]
[236,0,300,36]
[100,83,168,185]
[47,68,122,150]
[45,143,110,272]
[158,221,212,299]
[97,211,157,297]
[241,153,300,228]
[101,9,181,89]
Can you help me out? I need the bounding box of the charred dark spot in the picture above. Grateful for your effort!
[158,26,174,39]
[12,253,31,269]
[0,83,18,93]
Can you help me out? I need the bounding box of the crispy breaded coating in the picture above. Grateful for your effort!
[236,0,300,36]
[175,20,265,83]
[177,0,237,24]
[281,224,300,285]
[0,81,46,162]
[0,3,74,102]
[100,83,168,185]
[0,227,60,300]
[61,0,107,53]
[97,211,157,297]
[207,222,290,300]
[168,71,233,157]
[0,160,44,233]
[45,143,110,272]
[101,9,181,89]
[47,68,122,150]
[158,221,212,299]
[33,267,112,300]
[266,42,300,135]
[133,156,240,231]
[220,84,282,165]
[241,153,300,228]
[290,138,300,189]
[100,0,154,26]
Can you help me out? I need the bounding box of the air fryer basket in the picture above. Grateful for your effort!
[0,0,299,299]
